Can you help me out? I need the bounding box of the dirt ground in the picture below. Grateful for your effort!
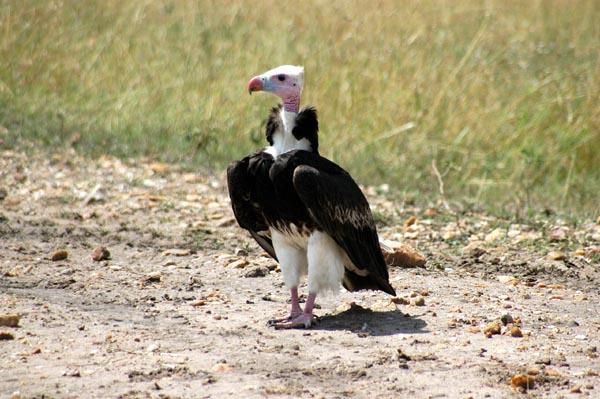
[1,148,599,399]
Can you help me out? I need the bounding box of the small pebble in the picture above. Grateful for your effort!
[546,251,566,261]
[51,250,68,261]
[0,331,15,340]
[0,314,20,327]
[510,374,535,389]
[244,266,269,278]
[483,321,502,335]
[411,296,425,306]
[162,248,191,256]
[405,216,417,226]
[91,246,110,261]
[391,297,410,305]
[501,313,514,326]
[147,343,159,353]
[143,272,161,284]
[229,258,249,269]
[510,326,523,337]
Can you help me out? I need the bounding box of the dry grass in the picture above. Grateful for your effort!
[1,0,599,216]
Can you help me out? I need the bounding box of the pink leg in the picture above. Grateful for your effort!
[267,287,303,326]
[272,292,317,329]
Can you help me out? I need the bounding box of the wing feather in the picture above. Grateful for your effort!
[227,153,277,260]
[289,155,395,295]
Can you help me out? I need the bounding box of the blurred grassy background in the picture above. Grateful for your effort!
[1,0,599,217]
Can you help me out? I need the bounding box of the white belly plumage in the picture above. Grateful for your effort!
[270,225,346,295]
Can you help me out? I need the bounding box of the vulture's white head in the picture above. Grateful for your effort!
[248,65,304,113]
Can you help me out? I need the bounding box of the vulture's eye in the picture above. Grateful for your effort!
[277,74,286,81]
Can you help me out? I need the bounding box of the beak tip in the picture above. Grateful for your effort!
[247,76,263,95]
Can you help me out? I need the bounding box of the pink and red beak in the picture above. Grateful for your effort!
[247,76,263,95]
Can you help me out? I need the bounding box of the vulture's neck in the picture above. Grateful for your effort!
[267,107,314,157]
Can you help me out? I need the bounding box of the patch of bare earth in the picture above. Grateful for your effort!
[1,149,599,399]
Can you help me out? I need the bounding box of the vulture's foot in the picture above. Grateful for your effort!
[266,310,303,327]
[272,312,317,329]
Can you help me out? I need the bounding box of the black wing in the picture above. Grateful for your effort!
[284,152,395,295]
[226,151,277,260]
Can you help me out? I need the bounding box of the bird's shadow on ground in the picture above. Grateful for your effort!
[314,302,427,336]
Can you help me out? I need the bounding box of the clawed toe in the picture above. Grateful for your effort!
[267,311,302,327]
[271,313,317,329]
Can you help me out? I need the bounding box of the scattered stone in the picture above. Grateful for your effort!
[163,248,192,256]
[91,246,110,261]
[485,228,506,242]
[549,227,569,241]
[573,248,586,257]
[380,240,426,268]
[390,297,410,305]
[483,321,502,336]
[147,343,159,353]
[546,250,566,261]
[546,369,562,377]
[441,227,458,241]
[228,258,250,269]
[234,248,248,257]
[143,272,162,285]
[0,331,15,340]
[510,374,535,389]
[0,314,20,327]
[497,275,519,285]
[372,300,398,312]
[63,369,81,377]
[211,363,231,372]
[510,326,523,337]
[411,296,425,306]
[405,216,418,226]
[396,348,412,361]
[570,386,582,394]
[462,241,487,258]
[51,250,68,261]
[500,313,514,326]
[208,212,224,220]
[149,162,170,174]
[585,347,597,359]
[423,208,436,217]
[244,266,269,278]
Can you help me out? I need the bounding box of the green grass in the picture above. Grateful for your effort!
[1,0,599,217]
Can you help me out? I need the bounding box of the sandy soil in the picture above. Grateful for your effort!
[1,149,599,399]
